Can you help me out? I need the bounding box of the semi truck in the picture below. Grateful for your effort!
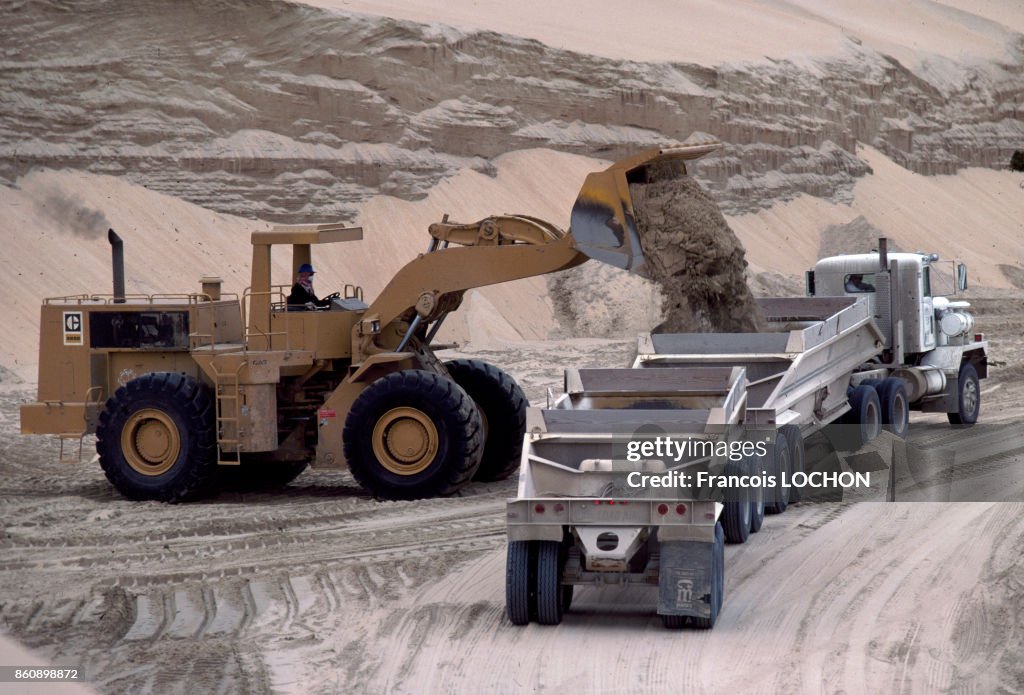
[506,240,987,628]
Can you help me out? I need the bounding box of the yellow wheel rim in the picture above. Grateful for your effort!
[121,408,181,476]
[372,407,439,476]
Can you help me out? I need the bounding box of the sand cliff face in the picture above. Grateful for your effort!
[2,0,1023,222]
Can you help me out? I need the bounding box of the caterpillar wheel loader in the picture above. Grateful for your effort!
[20,143,719,502]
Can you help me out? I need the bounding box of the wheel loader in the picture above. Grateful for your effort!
[19,142,720,502]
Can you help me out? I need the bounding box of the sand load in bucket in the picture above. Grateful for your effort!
[567,141,762,335]
[630,165,761,333]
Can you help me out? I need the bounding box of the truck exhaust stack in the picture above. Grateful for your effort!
[108,228,125,303]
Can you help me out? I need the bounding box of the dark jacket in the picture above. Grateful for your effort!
[287,283,321,307]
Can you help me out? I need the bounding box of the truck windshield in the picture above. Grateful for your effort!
[843,273,876,293]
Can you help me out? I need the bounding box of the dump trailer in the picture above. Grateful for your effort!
[506,366,749,628]
[20,142,720,503]
[635,241,988,513]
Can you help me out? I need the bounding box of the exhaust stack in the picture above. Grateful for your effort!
[108,228,125,304]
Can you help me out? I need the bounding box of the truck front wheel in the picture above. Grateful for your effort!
[343,370,484,500]
[96,372,216,502]
[948,362,980,426]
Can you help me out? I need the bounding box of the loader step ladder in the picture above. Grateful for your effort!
[212,360,245,465]
[58,433,85,464]
[54,387,105,464]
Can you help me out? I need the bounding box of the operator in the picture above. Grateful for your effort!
[845,273,874,293]
[287,263,332,309]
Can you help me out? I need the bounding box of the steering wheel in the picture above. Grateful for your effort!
[323,292,340,301]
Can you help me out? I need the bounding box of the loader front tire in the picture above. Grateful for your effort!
[343,370,484,500]
[96,372,216,502]
[445,359,527,482]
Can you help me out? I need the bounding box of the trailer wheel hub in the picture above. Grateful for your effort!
[373,407,439,475]
[121,409,181,476]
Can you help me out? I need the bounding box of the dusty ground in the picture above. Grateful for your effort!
[1,295,1022,694]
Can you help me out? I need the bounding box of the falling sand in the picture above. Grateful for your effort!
[630,167,761,333]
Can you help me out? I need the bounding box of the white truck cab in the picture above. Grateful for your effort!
[807,241,987,422]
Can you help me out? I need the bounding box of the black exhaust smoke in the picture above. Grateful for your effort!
[108,228,125,303]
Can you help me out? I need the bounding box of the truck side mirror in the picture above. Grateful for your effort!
[805,270,815,296]
[956,263,968,292]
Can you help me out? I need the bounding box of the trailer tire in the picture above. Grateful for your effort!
[947,362,980,426]
[749,456,765,533]
[877,378,910,437]
[665,522,724,629]
[721,460,752,543]
[506,541,536,625]
[780,425,804,505]
[97,372,216,502]
[536,541,566,625]
[765,430,791,514]
[343,370,483,500]
[445,359,527,482]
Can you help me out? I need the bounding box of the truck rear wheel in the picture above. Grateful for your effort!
[877,378,909,437]
[96,372,216,502]
[947,362,980,426]
[721,460,752,543]
[749,455,765,532]
[445,359,527,482]
[766,430,791,514]
[536,540,567,625]
[506,540,537,625]
[689,522,725,629]
[343,370,483,500]
[780,425,804,504]
[662,522,724,629]
[832,384,881,452]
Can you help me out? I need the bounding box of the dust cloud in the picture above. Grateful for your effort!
[630,166,761,333]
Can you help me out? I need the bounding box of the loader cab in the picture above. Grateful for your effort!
[809,251,943,355]
[248,223,367,358]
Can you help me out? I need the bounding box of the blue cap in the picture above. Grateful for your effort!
[298,263,315,274]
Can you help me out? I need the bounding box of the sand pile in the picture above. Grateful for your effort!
[630,169,761,333]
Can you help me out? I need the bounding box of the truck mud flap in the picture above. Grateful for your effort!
[657,538,716,620]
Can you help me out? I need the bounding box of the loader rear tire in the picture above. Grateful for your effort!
[536,541,567,625]
[506,540,537,625]
[96,372,216,502]
[343,370,483,500]
[445,359,527,482]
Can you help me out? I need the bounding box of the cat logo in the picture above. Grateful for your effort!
[63,311,84,346]
[675,578,694,605]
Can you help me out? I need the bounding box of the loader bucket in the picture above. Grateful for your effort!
[569,142,721,272]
